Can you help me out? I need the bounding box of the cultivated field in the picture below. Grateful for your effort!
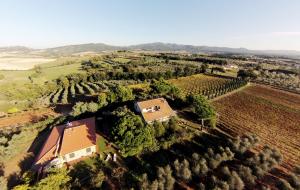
[169,74,247,99]
[213,84,300,170]
[169,74,228,94]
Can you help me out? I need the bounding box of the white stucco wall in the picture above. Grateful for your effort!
[62,145,97,163]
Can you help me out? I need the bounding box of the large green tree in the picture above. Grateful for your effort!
[150,78,181,99]
[112,110,154,157]
[188,94,216,127]
[107,85,135,103]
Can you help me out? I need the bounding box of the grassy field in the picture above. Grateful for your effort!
[0,59,85,112]
[212,84,300,170]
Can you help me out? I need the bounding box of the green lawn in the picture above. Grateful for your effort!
[97,135,114,153]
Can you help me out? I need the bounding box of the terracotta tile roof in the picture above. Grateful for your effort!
[59,118,96,155]
[34,124,64,164]
[137,98,175,123]
[34,117,96,166]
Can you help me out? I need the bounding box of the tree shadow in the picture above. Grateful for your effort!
[6,172,22,190]
[0,162,4,177]
[18,153,35,174]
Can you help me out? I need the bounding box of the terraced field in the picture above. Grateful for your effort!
[42,81,108,104]
[213,84,300,170]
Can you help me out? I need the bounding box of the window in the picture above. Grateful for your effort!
[86,147,91,153]
[69,153,75,159]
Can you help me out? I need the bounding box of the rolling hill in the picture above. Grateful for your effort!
[1,42,300,58]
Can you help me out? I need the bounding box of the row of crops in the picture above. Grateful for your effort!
[43,81,109,104]
[201,79,247,100]
[170,74,248,100]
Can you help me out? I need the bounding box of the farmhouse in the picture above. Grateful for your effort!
[33,117,97,170]
[134,98,176,124]
[223,64,239,70]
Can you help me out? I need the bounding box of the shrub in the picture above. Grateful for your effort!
[71,101,99,116]
[191,153,210,177]
[204,147,234,170]
[81,82,95,94]
[245,146,282,178]
[288,174,300,189]
[97,93,108,108]
[157,165,175,190]
[70,83,76,97]
[173,159,192,181]
[75,83,85,94]
[7,107,19,114]
[277,179,294,190]
[237,165,257,186]
[230,134,260,156]
[61,87,69,104]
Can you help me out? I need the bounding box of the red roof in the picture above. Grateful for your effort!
[136,98,175,123]
[34,117,96,166]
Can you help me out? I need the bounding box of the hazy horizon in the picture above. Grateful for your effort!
[2,42,300,52]
[1,0,300,51]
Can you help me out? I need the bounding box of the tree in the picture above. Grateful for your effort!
[112,110,154,157]
[150,78,181,99]
[200,63,208,73]
[188,94,216,127]
[237,69,257,80]
[91,171,105,188]
[153,120,165,138]
[168,116,179,132]
[107,85,134,103]
[97,93,108,108]
[35,167,71,190]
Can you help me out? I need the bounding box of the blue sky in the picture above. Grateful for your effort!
[0,0,300,50]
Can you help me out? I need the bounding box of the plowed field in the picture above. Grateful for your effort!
[213,84,300,170]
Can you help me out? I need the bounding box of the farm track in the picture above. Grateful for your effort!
[213,85,300,170]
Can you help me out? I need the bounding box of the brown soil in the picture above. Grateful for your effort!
[213,84,300,170]
[0,108,59,128]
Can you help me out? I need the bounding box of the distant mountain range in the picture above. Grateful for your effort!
[1,42,300,58]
